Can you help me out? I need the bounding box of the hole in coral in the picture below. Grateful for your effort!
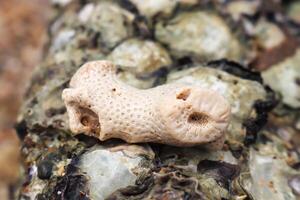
[176,89,191,101]
[80,116,89,126]
[188,112,210,125]
[78,107,100,136]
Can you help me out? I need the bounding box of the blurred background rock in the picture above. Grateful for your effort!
[0,0,50,199]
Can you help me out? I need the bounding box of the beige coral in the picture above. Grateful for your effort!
[62,61,231,149]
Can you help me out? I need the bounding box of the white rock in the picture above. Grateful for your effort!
[79,145,152,200]
[262,49,300,108]
[51,30,76,52]
[78,3,95,23]
[155,11,244,62]
[129,0,176,18]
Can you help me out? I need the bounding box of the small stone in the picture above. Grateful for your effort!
[253,19,286,50]
[108,38,172,88]
[78,144,153,200]
[37,160,53,180]
[82,1,135,49]
[226,1,259,20]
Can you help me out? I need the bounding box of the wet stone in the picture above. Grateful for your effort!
[37,160,54,180]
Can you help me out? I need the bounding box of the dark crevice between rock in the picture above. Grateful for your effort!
[134,16,154,39]
[164,56,195,72]
[75,134,101,148]
[243,87,278,146]
[35,142,86,186]
[36,150,90,200]
[197,160,240,190]
[151,67,169,87]
[229,147,244,159]
[291,162,300,170]
[108,166,206,200]
[108,174,154,199]
[150,143,175,170]
[117,0,139,16]
[118,66,170,87]
[176,57,194,70]
[243,112,268,146]
[52,174,90,200]
[37,160,54,180]
[117,0,154,40]
[207,59,263,83]
[45,107,66,118]
[136,67,169,80]
[15,120,28,140]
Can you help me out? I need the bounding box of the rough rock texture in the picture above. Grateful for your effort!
[78,144,153,200]
[155,10,244,63]
[108,38,172,89]
[77,1,135,49]
[262,49,300,108]
[129,0,176,19]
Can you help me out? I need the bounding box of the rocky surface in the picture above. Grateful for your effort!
[16,0,300,200]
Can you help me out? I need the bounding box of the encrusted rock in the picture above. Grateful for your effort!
[225,0,259,21]
[253,19,286,50]
[262,49,300,108]
[242,148,300,200]
[77,1,135,49]
[78,144,153,200]
[155,11,244,62]
[108,38,172,88]
[129,0,176,19]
